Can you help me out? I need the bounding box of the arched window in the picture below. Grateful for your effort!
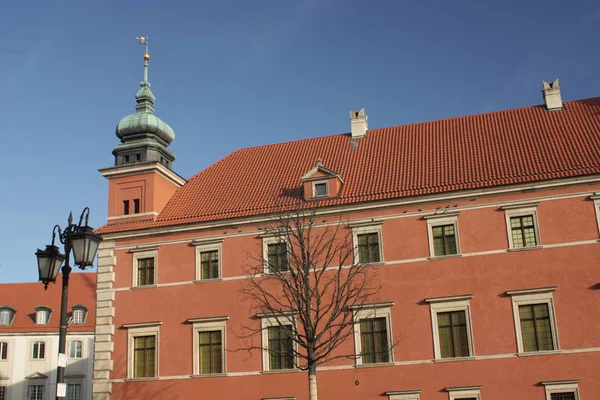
[71,306,87,324]
[68,340,82,359]
[35,306,52,325]
[0,307,15,326]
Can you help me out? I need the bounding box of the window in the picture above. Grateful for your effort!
[506,287,559,354]
[351,302,394,365]
[542,380,580,400]
[35,306,51,325]
[350,221,384,264]
[67,384,81,400]
[28,385,43,400]
[124,155,130,163]
[189,316,228,375]
[133,198,140,214]
[0,342,6,360]
[193,239,223,281]
[425,295,474,359]
[446,386,481,400]
[262,236,289,274]
[123,200,130,215]
[259,313,297,371]
[131,248,158,287]
[502,203,541,249]
[0,386,5,400]
[69,340,83,359]
[0,307,15,326]
[125,321,161,379]
[313,181,328,197]
[135,153,141,162]
[72,306,87,324]
[32,341,45,359]
[425,214,460,257]
[386,390,421,400]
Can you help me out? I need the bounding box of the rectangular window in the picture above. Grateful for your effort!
[268,326,294,370]
[133,198,140,214]
[137,257,155,286]
[267,243,289,273]
[198,331,223,374]
[357,233,381,263]
[135,153,141,162]
[510,215,537,248]
[200,250,219,280]
[551,394,576,400]
[432,224,458,256]
[0,311,10,325]
[313,182,328,197]
[28,385,43,400]
[133,335,156,378]
[0,342,6,360]
[69,341,83,359]
[0,386,5,400]
[67,384,81,400]
[36,310,49,325]
[359,317,389,364]
[123,200,130,215]
[519,303,554,352]
[437,311,470,358]
[32,341,45,359]
[124,155,130,163]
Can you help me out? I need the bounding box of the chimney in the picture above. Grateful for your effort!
[350,108,368,138]
[542,78,563,111]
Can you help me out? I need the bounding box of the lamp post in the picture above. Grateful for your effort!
[35,208,102,399]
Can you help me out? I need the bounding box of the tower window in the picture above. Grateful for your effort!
[135,153,141,162]
[123,200,130,215]
[124,155,130,163]
[134,199,140,214]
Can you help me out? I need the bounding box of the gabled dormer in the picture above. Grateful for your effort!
[301,158,343,201]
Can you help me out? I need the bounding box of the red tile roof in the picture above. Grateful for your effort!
[0,273,96,333]
[97,98,600,234]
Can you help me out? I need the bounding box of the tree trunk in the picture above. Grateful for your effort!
[308,365,318,400]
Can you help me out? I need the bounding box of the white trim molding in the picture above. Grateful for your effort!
[350,220,384,264]
[132,248,158,287]
[191,317,227,376]
[385,389,421,400]
[502,204,541,249]
[312,180,329,198]
[126,323,160,379]
[352,302,394,366]
[426,215,461,258]
[259,314,297,372]
[425,295,475,360]
[194,239,223,281]
[506,286,559,354]
[542,379,581,400]
[262,236,289,274]
[446,385,482,400]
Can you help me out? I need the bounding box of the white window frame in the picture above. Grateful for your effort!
[312,180,329,198]
[0,341,7,361]
[506,286,559,354]
[350,302,394,365]
[425,294,475,360]
[0,307,15,326]
[35,306,51,325]
[131,247,159,287]
[28,384,44,400]
[71,306,87,324]
[188,316,228,375]
[349,220,384,264]
[31,341,45,360]
[66,383,82,400]
[124,321,162,379]
[542,379,581,400]
[259,313,297,371]
[446,385,481,400]
[425,213,461,258]
[68,340,83,359]
[0,385,6,400]
[262,236,289,274]
[591,194,600,238]
[385,390,421,400]
[193,239,223,281]
[501,203,541,250]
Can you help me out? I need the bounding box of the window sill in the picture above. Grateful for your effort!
[358,261,385,267]
[260,368,301,375]
[131,284,157,290]
[191,373,227,378]
[193,278,223,284]
[507,245,542,252]
[124,377,159,382]
[354,361,395,369]
[433,356,475,363]
[517,350,560,357]
[428,254,462,261]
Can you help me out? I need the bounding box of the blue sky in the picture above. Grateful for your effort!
[1,0,599,283]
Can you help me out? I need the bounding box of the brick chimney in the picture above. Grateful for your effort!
[350,108,368,138]
[542,79,563,111]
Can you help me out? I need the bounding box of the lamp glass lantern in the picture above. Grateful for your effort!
[35,245,65,284]
[70,226,102,268]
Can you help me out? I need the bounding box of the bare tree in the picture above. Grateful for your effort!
[240,206,381,400]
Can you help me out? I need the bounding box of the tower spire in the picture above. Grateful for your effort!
[135,36,154,113]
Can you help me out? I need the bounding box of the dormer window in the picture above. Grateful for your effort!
[0,307,15,326]
[313,181,328,197]
[72,306,88,324]
[35,306,52,325]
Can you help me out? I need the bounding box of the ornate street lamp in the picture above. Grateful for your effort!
[35,207,102,399]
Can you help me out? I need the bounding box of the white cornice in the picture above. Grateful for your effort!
[186,316,229,324]
[425,294,473,303]
[99,162,187,187]
[506,286,557,296]
[122,321,163,329]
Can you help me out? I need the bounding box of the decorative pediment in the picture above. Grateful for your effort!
[301,158,340,182]
[25,371,48,379]
[300,159,343,200]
